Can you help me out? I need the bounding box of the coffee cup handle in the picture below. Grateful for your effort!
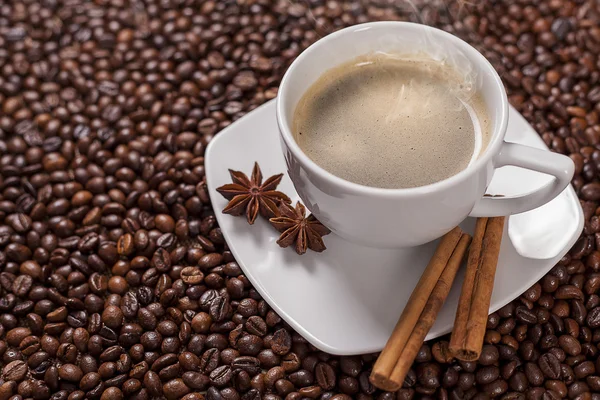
[469,141,575,217]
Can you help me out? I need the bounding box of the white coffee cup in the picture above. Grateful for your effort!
[276,22,574,248]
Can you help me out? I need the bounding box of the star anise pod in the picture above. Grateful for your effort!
[216,162,291,224]
[269,201,331,255]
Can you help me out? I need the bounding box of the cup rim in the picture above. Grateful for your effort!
[276,21,509,197]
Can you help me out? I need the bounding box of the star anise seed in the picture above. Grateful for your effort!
[216,162,291,224]
[270,201,331,255]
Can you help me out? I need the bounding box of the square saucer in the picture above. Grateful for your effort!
[205,100,583,355]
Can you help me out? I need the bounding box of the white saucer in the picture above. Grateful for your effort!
[205,100,583,355]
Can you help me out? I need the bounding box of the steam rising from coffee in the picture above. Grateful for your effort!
[370,51,478,114]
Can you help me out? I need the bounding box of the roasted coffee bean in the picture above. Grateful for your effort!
[525,362,544,386]
[206,333,228,350]
[3,2,600,399]
[539,353,562,379]
[479,345,500,365]
[559,335,582,356]
[236,334,263,356]
[160,362,183,381]
[2,360,27,381]
[210,365,233,387]
[102,305,124,329]
[275,378,295,396]
[7,327,31,347]
[181,371,210,391]
[315,362,336,390]
[262,366,284,389]
[190,312,211,334]
[417,363,441,389]
[255,349,279,369]
[143,371,162,397]
[232,356,261,375]
[415,345,431,363]
[245,316,267,337]
[163,378,190,400]
[338,376,359,395]
[288,369,314,387]
[587,307,600,328]
[58,363,83,382]
[476,366,500,385]
[272,329,292,355]
[101,387,124,400]
[178,351,200,372]
[181,267,204,285]
[200,348,220,373]
[516,306,538,324]
[210,296,230,322]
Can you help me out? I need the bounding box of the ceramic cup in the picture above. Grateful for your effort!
[276,22,574,248]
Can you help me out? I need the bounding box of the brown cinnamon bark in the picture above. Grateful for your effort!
[448,218,488,360]
[370,229,471,391]
[449,217,506,361]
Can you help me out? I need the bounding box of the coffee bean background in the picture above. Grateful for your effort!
[0,0,599,399]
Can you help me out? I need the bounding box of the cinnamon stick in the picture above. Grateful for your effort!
[449,217,506,361]
[370,229,471,392]
[448,218,488,359]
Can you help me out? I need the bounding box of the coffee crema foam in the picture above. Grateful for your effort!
[293,53,491,189]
